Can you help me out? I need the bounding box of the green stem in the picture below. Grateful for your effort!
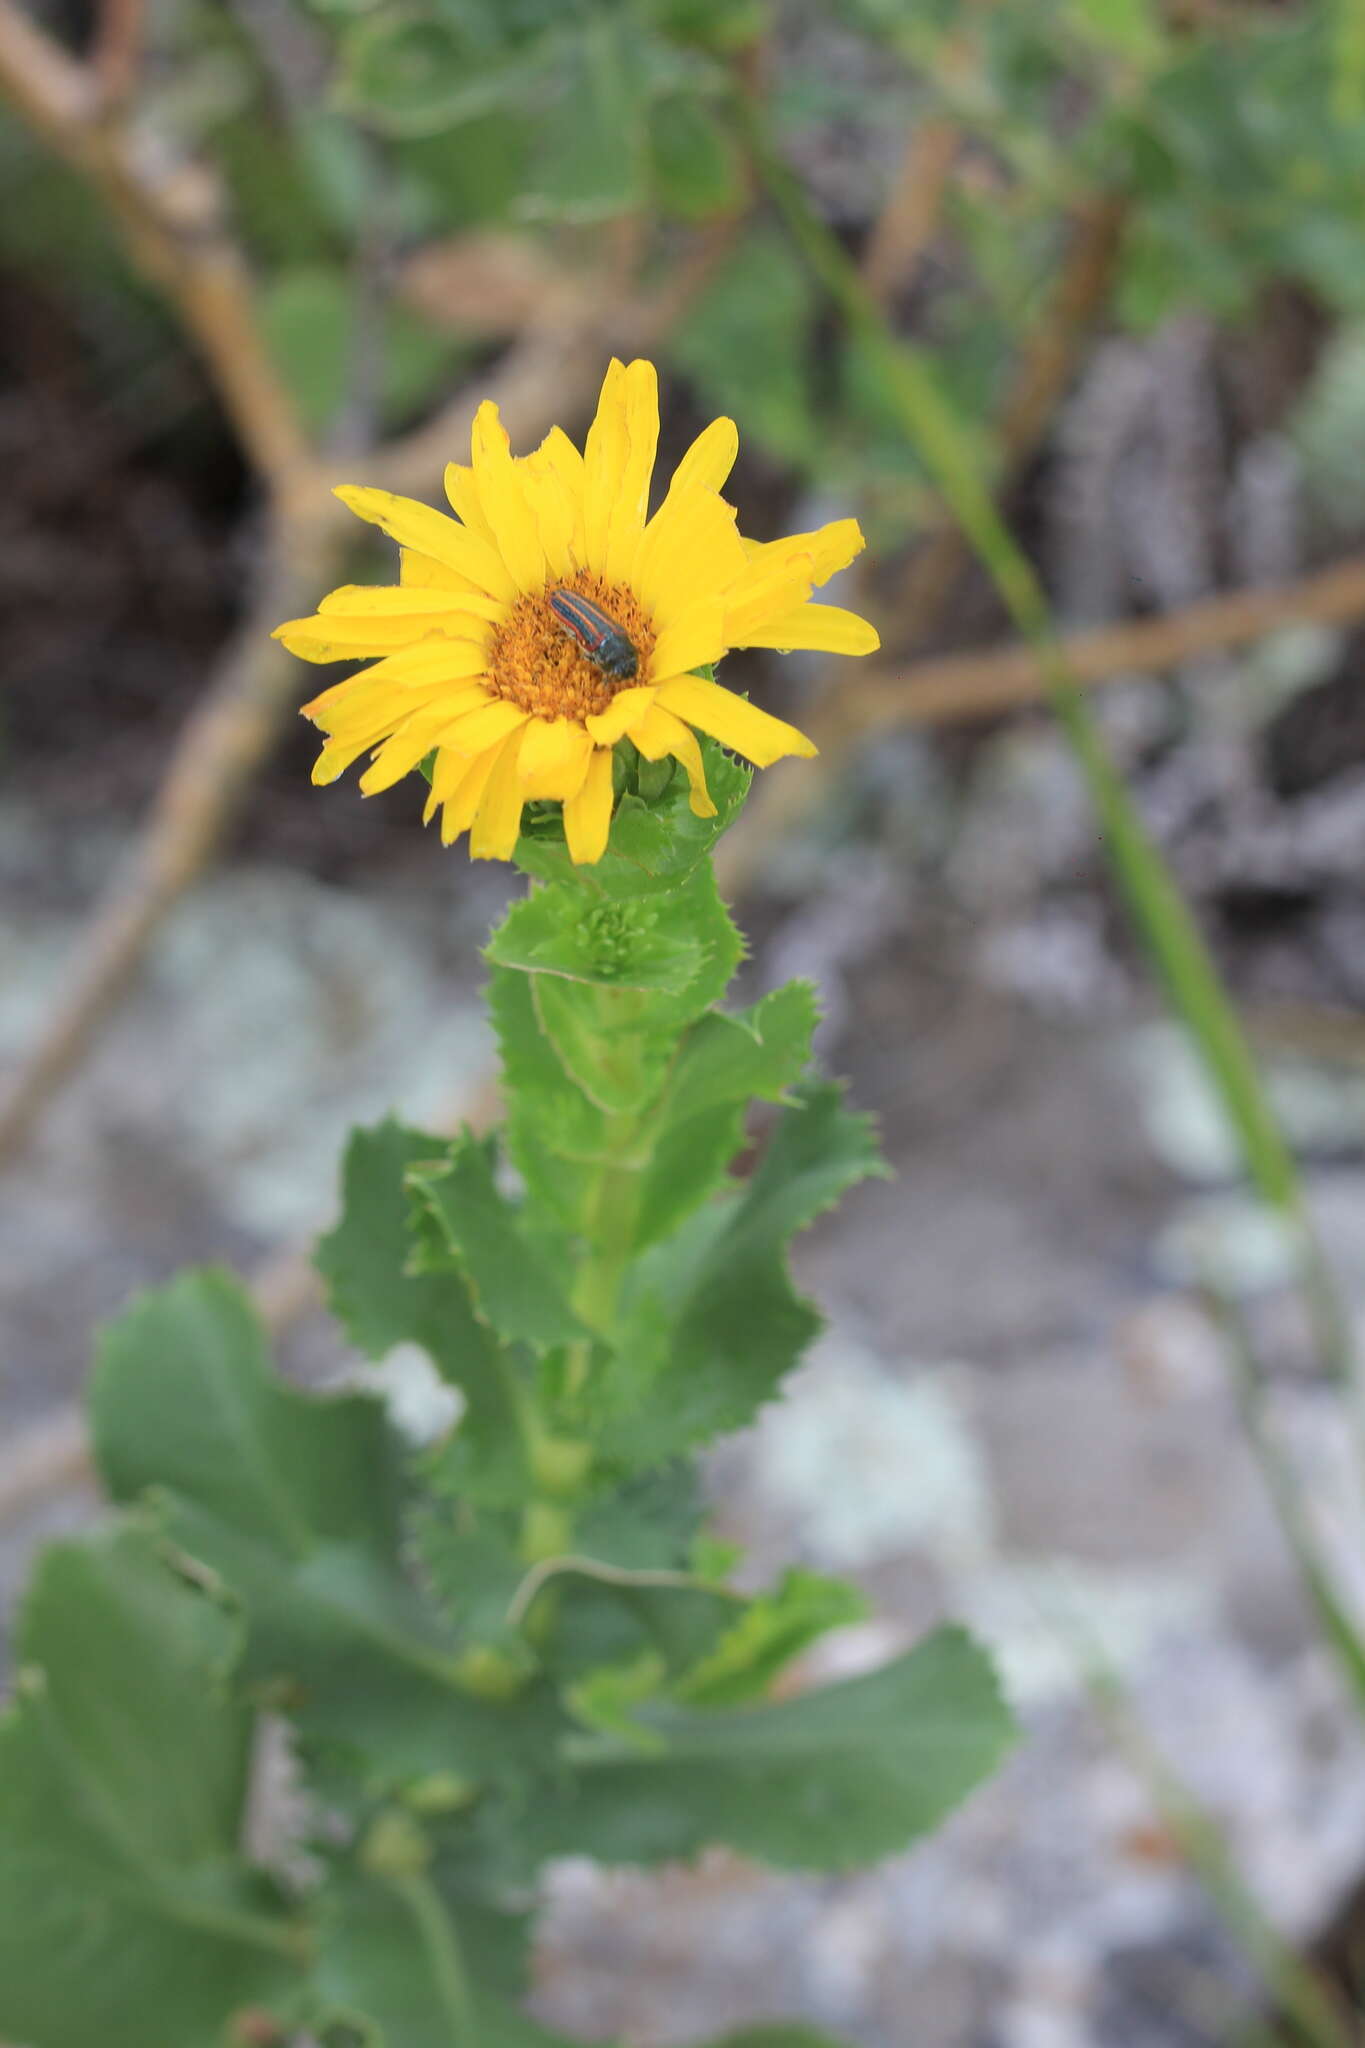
[1081,1652,1354,2048]
[387,1868,479,2042]
[1203,1279,1365,1718]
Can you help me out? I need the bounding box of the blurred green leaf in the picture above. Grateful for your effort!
[0,1525,300,2048]
[670,226,820,466]
[674,1569,867,1709]
[520,1625,1015,1869]
[518,12,649,222]
[315,1868,574,2048]
[259,266,469,434]
[91,1270,557,1779]
[317,1119,529,1498]
[649,93,745,219]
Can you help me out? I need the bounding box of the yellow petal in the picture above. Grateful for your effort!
[604,359,660,586]
[438,744,503,846]
[318,584,503,622]
[519,445,576,582]
[301,644,491,720]
[665,416,738,501]
[634,488,747,620]
[722,559,815,641]
[276,613,481,662]
[401,548,474,593]
[308,678,488,740]
[301,646,489,727]
[656,674,817,768]
[471,401,547,592]
[469,729,528,861]
[444,461,495,540]
[358,717,448,795]
[529,426,586,565]
[334,486,514,599]
[649,600,727,682]
[440,698,529,754]
[313,731,382,785]
[563,746,615,865]
[740,517,866,587]
[628,703,716,818]
[581,359,629,574]
[517,715,592,787]
[584,685,656,746]
[738,602,881,656]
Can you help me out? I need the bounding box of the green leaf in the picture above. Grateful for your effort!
[649,93,745,219]
[409,1131,587,1352]
[523,860,743,1115]
[90,1271,558,1782]
[260,266,469,435]
[674,1569,867,1709]
[519,12,649,222]
[489,965,613,1230]
[630,981,819,1252]
[315,1865,576,2048]
[317,1119,528,1497]
[487,885,704,992]
[523,1625,1015,1869]
[605,1083,888,1459]
[0,1524,301,2048]
[670,226,820,467]
[532,976,677,1115]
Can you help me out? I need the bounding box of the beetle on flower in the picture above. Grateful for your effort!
[274,358,880,865]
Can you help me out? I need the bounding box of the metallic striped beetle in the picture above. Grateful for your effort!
[548,588,638,681]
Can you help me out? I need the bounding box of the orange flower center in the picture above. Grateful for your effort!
[485,571,656,722]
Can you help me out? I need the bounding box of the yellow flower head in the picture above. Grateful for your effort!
[274,358,880,864]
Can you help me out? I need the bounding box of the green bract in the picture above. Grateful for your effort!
[0,736,1015,2047]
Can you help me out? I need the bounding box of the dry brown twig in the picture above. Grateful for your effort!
[859,117,959,306]
[0,0,742,1168]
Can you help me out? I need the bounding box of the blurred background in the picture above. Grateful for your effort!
[7,0,1365,2041]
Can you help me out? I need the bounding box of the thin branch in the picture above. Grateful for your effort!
[90,0,144,107]
[859,117,958,307]
[0,0,313,490]
[879,189,1129,647]
[0,507,337,1165]
[842,544,1365,734]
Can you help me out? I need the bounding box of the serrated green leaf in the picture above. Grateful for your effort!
[489,965,612,1229]
[317,1119,528,1497]
[523,1625,1014,1870]
[532,975,677,1114]
[604,1082,888,1459]
[629,982,819,1251]
[0,1524,301,2048]
[488,885,702,992]
[675,1569,866,1709]
[409,1132,587,1352]
[524,859,743,1115]
[91,1272,559,1782]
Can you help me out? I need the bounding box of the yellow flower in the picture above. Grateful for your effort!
[274,358,880,864]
